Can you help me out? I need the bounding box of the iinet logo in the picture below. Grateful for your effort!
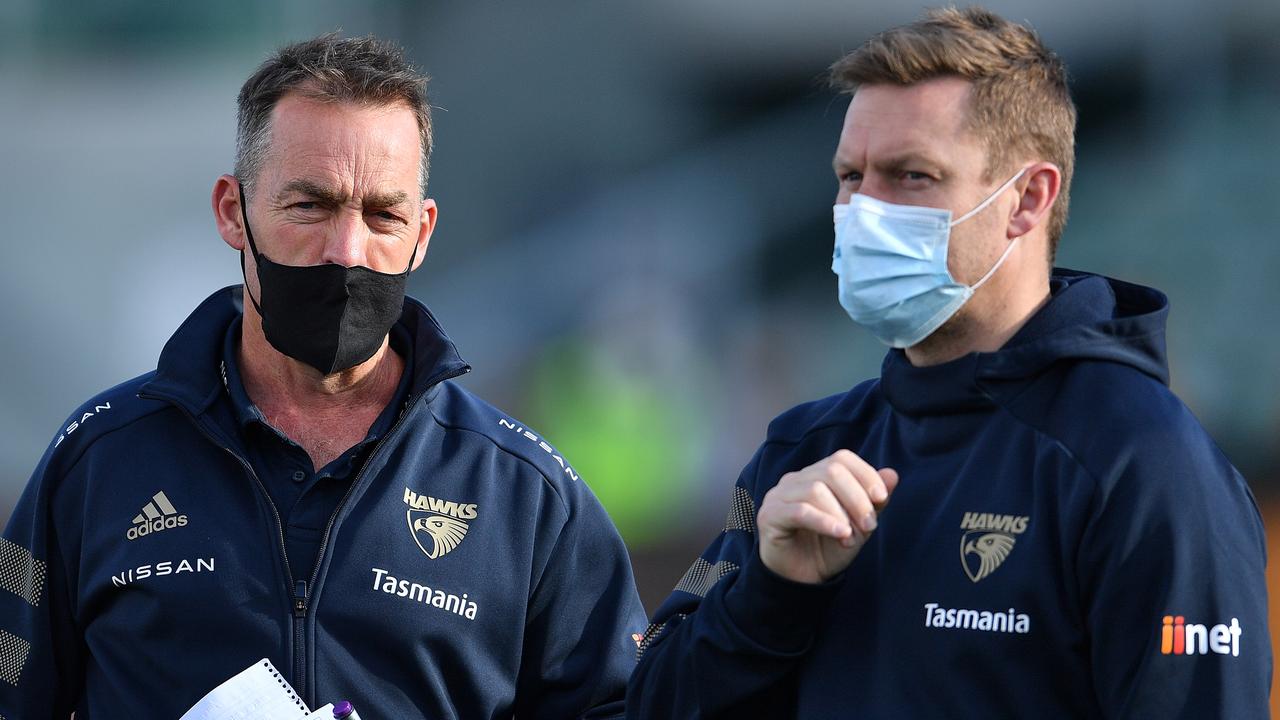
[1161,615,1242,657]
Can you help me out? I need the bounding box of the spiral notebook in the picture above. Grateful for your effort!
[179,658,334,720]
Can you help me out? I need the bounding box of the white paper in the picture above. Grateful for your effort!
[180,658,333,720]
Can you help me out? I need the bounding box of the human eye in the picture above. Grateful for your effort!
[900,170,936,189]
[838,169,862,189]
[287,199,327,214]
[369,209,408,229]
[279,198,332,224]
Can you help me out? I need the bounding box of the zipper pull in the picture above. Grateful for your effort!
[294,580,308,618]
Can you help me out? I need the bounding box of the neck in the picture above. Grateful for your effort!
[904,275,1051,367]
[237,303,404,422]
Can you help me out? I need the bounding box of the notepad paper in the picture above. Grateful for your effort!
[179,658,334,720]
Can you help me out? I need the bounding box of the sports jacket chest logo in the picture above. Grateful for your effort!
[404,488,478,559]
[959,512,1029,582]
[126,491,188,541]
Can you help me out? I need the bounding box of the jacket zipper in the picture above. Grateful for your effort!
[295,366,467,703]
[294,579,308,697]
[140,363,468,706]
[302,390,422,624]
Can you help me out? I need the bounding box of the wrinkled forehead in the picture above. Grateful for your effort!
[837,78,984,166]
[260,94,423,193]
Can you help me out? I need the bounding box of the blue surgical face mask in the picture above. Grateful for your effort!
[831,168,1027,348]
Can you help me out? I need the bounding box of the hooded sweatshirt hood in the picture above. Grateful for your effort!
[880,269,1170,416]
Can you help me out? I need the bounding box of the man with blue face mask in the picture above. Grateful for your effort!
[628,7,1269,719]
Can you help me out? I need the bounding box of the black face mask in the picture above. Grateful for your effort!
[238,185,416,375]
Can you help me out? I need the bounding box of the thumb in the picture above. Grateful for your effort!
[878,467,900,497]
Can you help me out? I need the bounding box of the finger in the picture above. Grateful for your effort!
[868,467,899,511]
[773,475,854,533]
[879,467,899,497]
[766,499,853,541]
[815,459,877,535]
[829,450,890,506]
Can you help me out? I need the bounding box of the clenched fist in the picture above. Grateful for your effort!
[756,450,898,584]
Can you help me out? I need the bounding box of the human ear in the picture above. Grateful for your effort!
[410,198,437,272]
[212,175,249,251]
[1007,162,1060,239]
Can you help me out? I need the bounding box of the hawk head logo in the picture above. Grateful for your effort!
[407,511,470,559]
[961,531,1016,583]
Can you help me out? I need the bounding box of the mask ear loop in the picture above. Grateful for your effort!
[236,182,268,316]
[950,166,1029,227]
[400,236,419,275]
[970,236,1020,291]
[958,166,1031,291]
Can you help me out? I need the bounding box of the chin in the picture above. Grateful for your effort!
[925,311,969,346]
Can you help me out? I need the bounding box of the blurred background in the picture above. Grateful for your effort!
[2,0,1279,704]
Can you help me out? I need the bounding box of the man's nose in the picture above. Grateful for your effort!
[322,210,369,268]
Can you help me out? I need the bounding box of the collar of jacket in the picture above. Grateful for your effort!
[878,269,1170,417]
[139,285,471,417]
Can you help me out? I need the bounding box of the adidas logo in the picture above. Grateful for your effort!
[126,491,188,541]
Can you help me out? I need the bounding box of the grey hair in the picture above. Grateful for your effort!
[234,33,433,200]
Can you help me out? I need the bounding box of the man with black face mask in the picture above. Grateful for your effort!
[1,35,645,719]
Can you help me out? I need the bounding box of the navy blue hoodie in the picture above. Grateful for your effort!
[628,271,1270,718]
[1,287,647,719]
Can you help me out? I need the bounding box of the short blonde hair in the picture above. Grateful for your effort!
[830,6,1076,260]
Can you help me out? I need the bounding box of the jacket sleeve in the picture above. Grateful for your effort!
[626,447,843,719]
[0,436,85,719]
[513,473,649,720]
[1078,414,1270,718]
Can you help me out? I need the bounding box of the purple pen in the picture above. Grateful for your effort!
[332,700,363,720]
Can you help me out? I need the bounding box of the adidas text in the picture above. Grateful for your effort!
[126,491,188,541]
[127,514,188,540]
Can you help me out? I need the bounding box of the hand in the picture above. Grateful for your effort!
[756,450,898,584]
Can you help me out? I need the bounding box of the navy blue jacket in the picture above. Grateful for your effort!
[1,287,646,719]
[628,271,1270,718]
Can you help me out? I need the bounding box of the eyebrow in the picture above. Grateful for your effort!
[275,179,411,209]
[832,151,949,173]
[873,152,946,177]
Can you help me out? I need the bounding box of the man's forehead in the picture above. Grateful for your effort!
[836,78,979,162]
[258,93,422,201]
[266,94,420,158]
